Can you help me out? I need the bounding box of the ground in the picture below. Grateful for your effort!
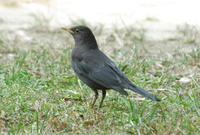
[0,1,200,135]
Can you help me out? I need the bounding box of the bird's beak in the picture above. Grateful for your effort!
[62,27,74,34]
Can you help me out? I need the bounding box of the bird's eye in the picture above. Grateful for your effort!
[75,29,80,33]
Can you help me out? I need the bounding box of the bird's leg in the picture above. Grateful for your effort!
[92,89,98,107]
[99,90,106,108]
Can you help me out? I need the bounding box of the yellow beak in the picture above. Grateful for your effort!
[62,27,74,34]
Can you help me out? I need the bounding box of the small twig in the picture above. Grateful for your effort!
[151,88,177,93]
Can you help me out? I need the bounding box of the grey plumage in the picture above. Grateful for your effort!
[63,25,161,108]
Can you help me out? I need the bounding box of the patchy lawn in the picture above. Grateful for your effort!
[0,17,200,134]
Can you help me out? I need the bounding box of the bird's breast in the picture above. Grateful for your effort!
[71,48,84,62]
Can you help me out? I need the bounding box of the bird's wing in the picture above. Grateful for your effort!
[72,53,124,90]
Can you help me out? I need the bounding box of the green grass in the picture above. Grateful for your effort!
[0,19,200,134]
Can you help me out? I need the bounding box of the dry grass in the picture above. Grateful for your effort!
[0,16,200,134]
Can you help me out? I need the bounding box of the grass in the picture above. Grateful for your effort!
[0,18,200,134]
[177,23,200,45]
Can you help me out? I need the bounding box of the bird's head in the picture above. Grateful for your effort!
[62,25,98,49]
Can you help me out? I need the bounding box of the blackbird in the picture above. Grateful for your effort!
[62,25,161,108]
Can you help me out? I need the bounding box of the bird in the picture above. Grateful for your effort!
[62,25,161,108]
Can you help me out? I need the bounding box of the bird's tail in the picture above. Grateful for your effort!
[127,83,161,101]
